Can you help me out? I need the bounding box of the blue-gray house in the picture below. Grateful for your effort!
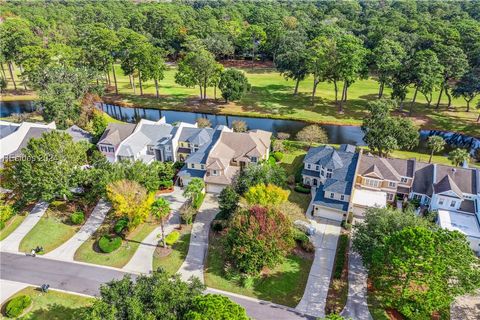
[302,144,359,221]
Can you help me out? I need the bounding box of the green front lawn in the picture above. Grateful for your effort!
[152,225,192,274]
[0,214,27,241]
[204,232,313,307]
[1,287,93,319]
[74,221,157,268]
[19,202,81,254]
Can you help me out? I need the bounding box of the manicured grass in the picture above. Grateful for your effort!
[5,63,480,136]
[101,64,479,137]
[74,221,157,268]
[204,232,313,307]
[1,287,93,320]
[0,214,27,241]
[152,225,192,274]
[19,203,80,254]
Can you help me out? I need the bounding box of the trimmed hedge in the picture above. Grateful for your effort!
[294,184,311,194]
[98,235,122,253]
[114,218,129,234]
[5,295,31,318]
[165,231,180,246]
[272,151,284,162]
[333,234,349,279]
[70,211,85,225]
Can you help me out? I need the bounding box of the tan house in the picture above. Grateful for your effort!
[204,130,271,193]
[178,129,272,193]
[351,152,416,215]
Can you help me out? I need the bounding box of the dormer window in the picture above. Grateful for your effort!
[212,170,218,176]
[190,163,195,169]
[450,200,456,207]
[330,193,334,199]
[388,181,396,188]
[316,165,319,171]
[340,195,345,201]
[201,164,205,170]
[307,164,311,169]
[251,157,257,163]
[400,177,408,183]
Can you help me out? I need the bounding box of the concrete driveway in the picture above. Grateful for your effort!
[178,193,218,283]
[296,218,341,318]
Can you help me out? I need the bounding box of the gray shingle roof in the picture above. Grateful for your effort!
[433,175,463,198]
[178,127,214,145]
[98,123,136,146]
[313,185,349,211]
[304,145,347,170]
[117,123,173,157]
[65,125,93,143]
[8,127,52,157]
[0,123,19,139]
[185,130,222,164]
[177,167,206,179]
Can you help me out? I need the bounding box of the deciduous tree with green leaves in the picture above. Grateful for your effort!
[218,69,250,102]
[175,49,222,100]
[218,186,239,220]
[296,125,328,146]
[185,294,249,320]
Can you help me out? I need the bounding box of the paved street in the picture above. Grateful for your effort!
[123,188,186,274]
[45,199,111,261]
[0,252,311,319]
[0,202,49,253]
[178,193,218,283]
[295,218,341,318]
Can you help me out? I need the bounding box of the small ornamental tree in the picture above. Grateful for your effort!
[196,117,211,128]
[106,179,154,229]
[185,294,249,320]
[151,197,171,247]
[218,186,239,220]
[232,120,248,132]
[234,162,287,195]
[183,178,205,205]
[448,148,470,167]
[225,206,295,275]
[296,125,328,146]
[218,69,250,102]
[426,136,446,163]
[244,183,288,207]
[370,226,480,319]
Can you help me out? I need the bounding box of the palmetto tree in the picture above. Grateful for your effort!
[427,136,446,163]
[448,148,470,167]
[151,197,171,247]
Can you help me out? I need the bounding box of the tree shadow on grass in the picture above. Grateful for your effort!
[25,303,90,320]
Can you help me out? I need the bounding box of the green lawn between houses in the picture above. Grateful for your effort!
[152,225,192,275]
[0,287,93,320]
[3,63,479,137]
[74,220,157,268]
[204,231,313,308]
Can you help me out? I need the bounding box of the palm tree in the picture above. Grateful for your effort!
[183,178,205,205]
[151,198,171,247]
[427,136,446,163]
[448,148,470,167]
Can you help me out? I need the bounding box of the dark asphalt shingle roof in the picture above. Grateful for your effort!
[313,185,349,211]
[8,127,52,157]
[185,130,222,165]
[177,167,206,179]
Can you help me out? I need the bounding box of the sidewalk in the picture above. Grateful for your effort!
[178,194,218,283]
[0,279,28,304]
[295,218,341,318]
[0,202,49,253]
[45,199,111,261]
[122,188,186,274]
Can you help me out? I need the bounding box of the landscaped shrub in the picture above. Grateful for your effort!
[70,211,85,225]
[272,151,284,162]
[159,180,173,189]
[5,295,32,318]
[212,221,224,232]
[293,229,314,252]
[333,234,349,279]
[294,183,311,194]
[165,231,180,246]
[180,204,196,225]
[193,192,205,210]
[98,235,122,253]
[114,218,129,234]
[267,155,276,165]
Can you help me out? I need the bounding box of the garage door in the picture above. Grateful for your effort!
[206,183,225,194]
[313,206,345,222]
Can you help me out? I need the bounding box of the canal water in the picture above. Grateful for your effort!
[1,100,479,153]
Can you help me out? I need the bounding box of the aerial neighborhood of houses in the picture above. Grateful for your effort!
[2,117,478,256]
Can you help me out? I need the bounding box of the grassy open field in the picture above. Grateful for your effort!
[0,287,93,319]
[3,63,479,137]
